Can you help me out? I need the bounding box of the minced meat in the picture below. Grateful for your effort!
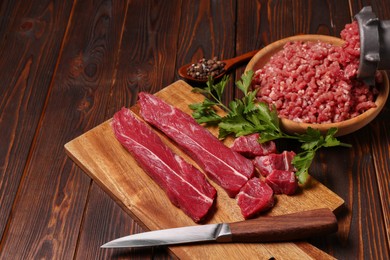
[253,21,379,124]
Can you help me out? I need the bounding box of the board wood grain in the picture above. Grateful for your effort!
[65,80,344,259]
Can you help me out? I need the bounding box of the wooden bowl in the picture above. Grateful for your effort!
[245,35,389,136]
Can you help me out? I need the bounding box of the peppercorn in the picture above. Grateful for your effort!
[187,57,226,80]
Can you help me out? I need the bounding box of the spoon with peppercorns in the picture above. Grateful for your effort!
[178,50,259,83]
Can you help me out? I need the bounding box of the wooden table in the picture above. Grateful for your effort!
[1,1,389,259]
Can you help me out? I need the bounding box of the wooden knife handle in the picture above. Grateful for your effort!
[229,208,338,242]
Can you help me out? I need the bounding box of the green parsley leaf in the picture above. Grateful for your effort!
[292,150,315,184]
[189,70,351,185]
[236,70,254,96]
[218,114,251,139]
[189,99,222,124]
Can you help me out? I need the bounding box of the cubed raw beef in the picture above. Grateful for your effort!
[112,107,216,222]
[237,178,275,219]
[265,170,298,195]
[139,92,254,198]
[253,151,296,177]
[231,133,277,158]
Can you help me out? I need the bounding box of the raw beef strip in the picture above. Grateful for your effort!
[231,133,277,158]
[138,92,254,198]
[253,151,296,177]
[237,178,274,219]
[112,107,216,223]
[265,170,298,195]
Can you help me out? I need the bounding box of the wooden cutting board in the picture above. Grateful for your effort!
[65,80,344,259]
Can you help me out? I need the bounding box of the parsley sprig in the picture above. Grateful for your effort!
[189,71,351,184]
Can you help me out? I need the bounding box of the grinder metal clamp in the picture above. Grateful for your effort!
[355,6,390,85]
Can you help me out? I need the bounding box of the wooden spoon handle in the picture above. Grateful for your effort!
[224,50,259,71]
[229,208,338,242]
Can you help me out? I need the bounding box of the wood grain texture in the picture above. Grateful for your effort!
[229,209,338,242]
[1,0,389,259]
[351,1,390,255]
[235,1,390,258]
[106,0,182,115]
[307,94,390,257]
[0,0,128,259]
[0,0,73,241]
[310,3,390,258]
[369,73,390,249]
[75,183,162,259]
[175,0,237,103]
[81,1,184,259]
[371,97,390,248]
[65,80,344,260]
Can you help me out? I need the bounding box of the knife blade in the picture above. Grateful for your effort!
[101,208,337,248]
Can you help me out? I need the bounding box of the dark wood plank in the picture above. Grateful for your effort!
[0,0,388,259]
[235,1,390,259]
[106,0,183,115]
[349,0,390,253]
[290,0,351,36]
[76,183,167,259]
[0,0,129,259]
[175,1,236,67]
[234,0,294,99]
[83,1,239,258]
[370,94,390,247]
[77,1,184,259]
[309,130,389,259]
[0,0,19,37]
[175,0,237,103]
[235,0,351,94]
[308,3,390,258]
[0,0,73,239]
[349,0,390,20]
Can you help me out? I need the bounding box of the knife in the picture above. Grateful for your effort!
[101,208,338,248]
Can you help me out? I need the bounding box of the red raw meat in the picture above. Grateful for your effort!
[265,170,298,195]
[139,92,254,198]
[112,107,216,223]
[253,151,296,177]
[231,133,277,158]
[253,21,377,124]
[237,178,274,219]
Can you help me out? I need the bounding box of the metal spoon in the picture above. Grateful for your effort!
[178,50,259,83]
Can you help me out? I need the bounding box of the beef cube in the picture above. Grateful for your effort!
[231,133,277,158]
[265,170,298,195]
[253,151,296,177]
[237,178,275,219]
